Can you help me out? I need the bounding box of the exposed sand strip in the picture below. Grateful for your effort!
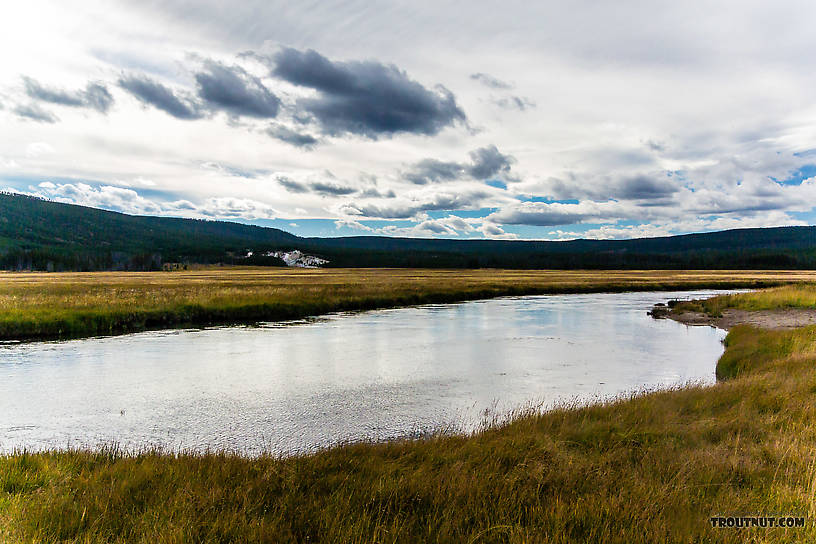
[661,308,816,330]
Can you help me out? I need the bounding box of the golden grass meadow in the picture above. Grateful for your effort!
[3,270,816,542]
[0,267,813,341]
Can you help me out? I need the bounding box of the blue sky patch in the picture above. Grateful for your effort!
[772,164,816,186]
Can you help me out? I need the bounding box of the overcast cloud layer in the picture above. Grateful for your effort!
[3,1,816,240]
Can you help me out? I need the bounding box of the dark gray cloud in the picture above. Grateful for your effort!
[481,222,507,236]
[469,73,535,111]
[404,145,515,184]
[14,103,58,123]
[615,175,678,200]
[270,47,466,138]
[493,95,536,111]
[468,145,514,179]
[404,159,465,184]
[266,124,318,148]
[195,61,280,118]
[359,187,396,198]
[503,211,587,226]
[23,77,114,113]
[277,176,309,193]
[277,175,356,196]
[416,220,450,234]
[341,190,490,218]
[24,77,84,107]
[688,191,792,215]
[355,174,396,198]
[470,72,512,89]
[201,161,269,179]
[489,207,591,226]
[118,74,204,120]
[310,181,356,196]
[168,199,197,211]
[83,84,114,113]
[535,171,679,202]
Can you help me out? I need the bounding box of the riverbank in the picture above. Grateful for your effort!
[659,283,816,330]
[0,268,813,342]
[2,285,816,542]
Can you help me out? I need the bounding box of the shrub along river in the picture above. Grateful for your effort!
[0,290,734,455]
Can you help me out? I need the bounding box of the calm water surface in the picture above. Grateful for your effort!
[0,290,733,455]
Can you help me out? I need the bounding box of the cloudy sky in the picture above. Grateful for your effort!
[3,1,816,240]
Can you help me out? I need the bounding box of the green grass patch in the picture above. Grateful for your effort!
[717,325,816,379]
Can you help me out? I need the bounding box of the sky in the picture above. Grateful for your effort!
[3,1,816,240]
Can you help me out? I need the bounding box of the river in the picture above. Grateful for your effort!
[0,290,732,455]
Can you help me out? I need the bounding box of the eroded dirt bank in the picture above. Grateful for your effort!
[656,307,816,330]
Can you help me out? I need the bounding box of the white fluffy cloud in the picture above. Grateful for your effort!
[17,182,280,220]
[37,182,163,214]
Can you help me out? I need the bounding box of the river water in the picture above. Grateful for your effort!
[0,290,732,455]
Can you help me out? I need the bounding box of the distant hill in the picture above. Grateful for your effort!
[1,192,815,270]
[302,226,816,269]
[0,193,296,270]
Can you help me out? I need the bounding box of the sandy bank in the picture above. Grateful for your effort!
[656,307,816,330]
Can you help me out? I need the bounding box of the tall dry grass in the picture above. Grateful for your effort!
[671,282,816,317]
[0,267,810,341]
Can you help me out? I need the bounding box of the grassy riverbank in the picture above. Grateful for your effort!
[2,286,816,542]
[672,283,816,317]
[0,268,813,341]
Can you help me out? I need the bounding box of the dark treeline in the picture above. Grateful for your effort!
[0,193,293,271]
[309,247,812,270]
[0,248,287,272]
[2,192,816,271]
